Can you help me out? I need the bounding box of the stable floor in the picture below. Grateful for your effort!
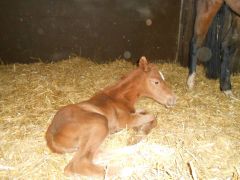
[0,57,240,179]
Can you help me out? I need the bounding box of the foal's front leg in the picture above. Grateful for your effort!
[132,109,157,134]
[124,111,157,145]
[125,111,156,128]
[117,110,156,136]
[119,110,156,136]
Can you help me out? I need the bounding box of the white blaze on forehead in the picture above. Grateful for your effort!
[159,71,165,81]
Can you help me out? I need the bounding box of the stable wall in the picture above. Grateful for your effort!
[0,0,180,63]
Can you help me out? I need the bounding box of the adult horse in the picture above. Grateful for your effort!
[45,57,176,177]
[187,0,240,96]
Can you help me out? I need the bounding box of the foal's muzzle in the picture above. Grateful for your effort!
[166,95,176,107]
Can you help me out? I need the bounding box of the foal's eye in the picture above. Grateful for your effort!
[150,79,160,85]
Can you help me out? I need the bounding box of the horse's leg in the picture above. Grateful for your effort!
[187,0,223,89]
[220,52,232,96]
[187,35,202,89]
[64,115,109,177]
[220,39,235,96]
[225,0,240,15]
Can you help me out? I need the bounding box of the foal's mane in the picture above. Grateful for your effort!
[109,63,157,89]
[103,66,144,94]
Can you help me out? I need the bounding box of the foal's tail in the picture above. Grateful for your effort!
[45,125,79,154]
[45,125,67,154]
[45,126,61,153]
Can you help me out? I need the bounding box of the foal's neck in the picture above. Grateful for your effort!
[105,69,143,106]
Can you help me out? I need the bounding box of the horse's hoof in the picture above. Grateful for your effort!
[224,90,233,97]
[224,90,240,101]
[187,72,196,90]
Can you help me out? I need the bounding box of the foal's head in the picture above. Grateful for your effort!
[138,57,176,107]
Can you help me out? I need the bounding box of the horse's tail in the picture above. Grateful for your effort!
[204,4,232,79]
[204,5,224,79]
[230,15,240,74]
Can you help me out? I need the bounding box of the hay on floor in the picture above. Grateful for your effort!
[0,57,240,179]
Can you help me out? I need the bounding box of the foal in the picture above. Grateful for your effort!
[45,57,176,177]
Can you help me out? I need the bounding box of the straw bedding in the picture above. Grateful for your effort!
[0,57,239,179]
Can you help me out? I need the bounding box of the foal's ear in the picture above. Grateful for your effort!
[139,56,149,71]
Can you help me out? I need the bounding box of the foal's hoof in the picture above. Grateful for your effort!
[105,165,121,178]
[64,164,74,176]
[224,90,233,97]
[64,161,105,177]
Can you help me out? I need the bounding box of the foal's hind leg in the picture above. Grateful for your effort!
[64,117,109,177]
[187,0,223,89]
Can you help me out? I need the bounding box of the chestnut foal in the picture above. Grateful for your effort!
[45,57,176,177]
